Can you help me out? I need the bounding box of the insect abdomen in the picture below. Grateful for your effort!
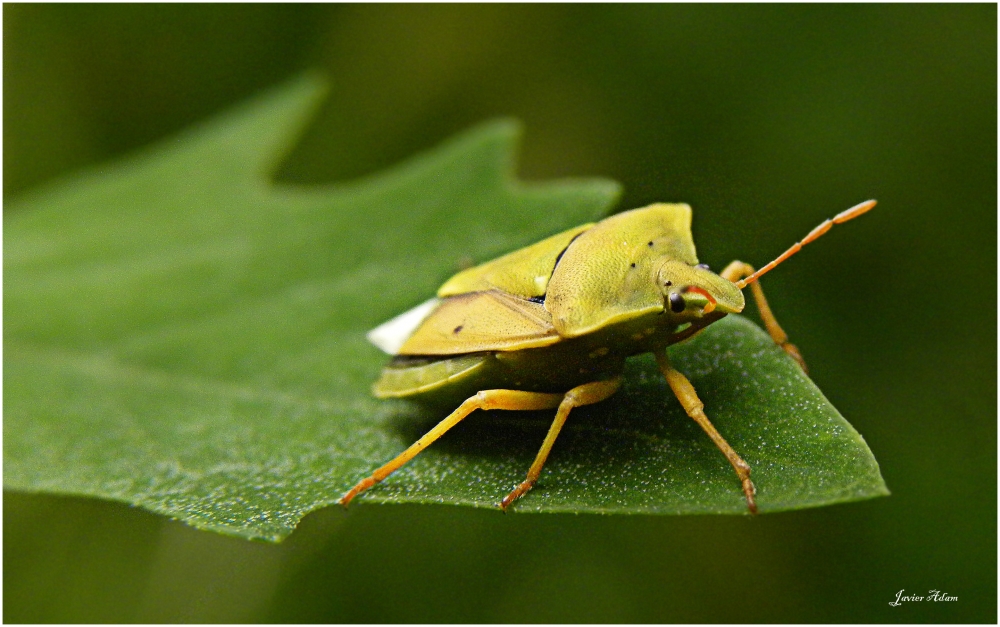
[372,353,494,401]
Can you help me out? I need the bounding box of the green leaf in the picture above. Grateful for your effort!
[4,75,887,542]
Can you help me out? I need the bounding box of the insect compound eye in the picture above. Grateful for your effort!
[695,263,710,271]
[669,292,686,313]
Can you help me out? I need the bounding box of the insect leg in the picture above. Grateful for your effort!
[500,377,623,510]
[721,260,806,371]
[655,351,757,514]
[339,389,563,507]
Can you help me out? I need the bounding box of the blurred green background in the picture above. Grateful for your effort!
[4,4,995,622]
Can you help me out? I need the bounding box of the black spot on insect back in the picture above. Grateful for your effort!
[630,263,636,268]
[453,325,463,334]
[669,293,685,313]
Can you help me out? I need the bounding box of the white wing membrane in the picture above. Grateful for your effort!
[366,298,441,355]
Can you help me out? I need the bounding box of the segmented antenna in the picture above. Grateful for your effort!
[736,199,877,289]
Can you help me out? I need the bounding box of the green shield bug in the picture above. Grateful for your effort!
[341,199,876,513]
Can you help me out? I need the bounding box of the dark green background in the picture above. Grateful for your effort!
[4,4,995,622]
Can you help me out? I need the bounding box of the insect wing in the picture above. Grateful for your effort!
[367,298,441,355]
[399,289,560,355]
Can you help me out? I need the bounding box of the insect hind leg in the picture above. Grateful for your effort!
[339,389,564,507]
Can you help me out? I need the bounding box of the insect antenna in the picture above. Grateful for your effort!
[736,199,876,289]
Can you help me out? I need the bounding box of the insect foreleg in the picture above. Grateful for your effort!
[500,377,623,510]
[721,260,806,371]
[656,352,757,514]
[339,389,563,507]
